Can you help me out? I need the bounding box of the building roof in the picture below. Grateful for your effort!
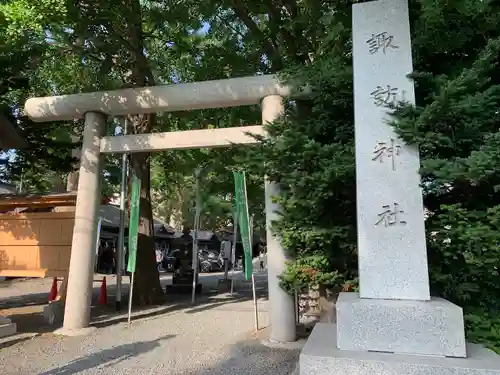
[169,230,217,242]
[0,114,26,150]
[98,204,175,233]
[0,192,77,209]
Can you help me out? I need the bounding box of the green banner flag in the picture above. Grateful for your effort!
[233,171,253,280]
[127,174,141,273]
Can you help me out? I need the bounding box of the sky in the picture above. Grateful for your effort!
[199,21,211,35]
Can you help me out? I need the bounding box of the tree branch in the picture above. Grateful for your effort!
[266,2,302,60]
[230,0,283,70]
[283,0,298,18]
[264,0,312,65]
[214,13,247,41]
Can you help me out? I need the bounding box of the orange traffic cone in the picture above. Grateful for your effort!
[48,277,58,302]
[98,277,108,305]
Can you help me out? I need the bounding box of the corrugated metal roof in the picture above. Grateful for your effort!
[98,204,174,231]
[170,230,216,241]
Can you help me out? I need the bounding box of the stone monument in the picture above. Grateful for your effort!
[300,0,500,373]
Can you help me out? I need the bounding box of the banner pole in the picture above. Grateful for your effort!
[127,271,135,327]
[252,272,259,331]
[116,118,128,311]
[94,217,102,273]
[192,167,202,304]
[230,211,238,295]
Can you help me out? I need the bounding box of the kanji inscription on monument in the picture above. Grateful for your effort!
[371,85,399,107]
[372,138,401,171]
[353,0,430,300]
[366,32,399,55]
[375,202,407,227]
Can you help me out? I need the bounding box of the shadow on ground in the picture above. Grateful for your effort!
[31,332,299,375]
[36,335,175,375]
[0,289,262,351]
[90,289,264,329]
[0,273,269,353]
[197,339,299,375]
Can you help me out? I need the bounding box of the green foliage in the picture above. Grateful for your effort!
[239,0,500,351]
[279,255,342,293]
[391,1,500,351]
[242,1,358,291]
[465,310,500,354]
[424,204,500,311]
[0,0,66,37]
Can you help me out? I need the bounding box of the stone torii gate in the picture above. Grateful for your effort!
[24,75,300,341]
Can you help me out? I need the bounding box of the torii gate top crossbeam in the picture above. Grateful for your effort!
[24,75,296,122]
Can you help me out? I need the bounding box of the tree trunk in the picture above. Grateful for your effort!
[124,0,165,305]
[51,175,67,193]
[65,132,82,193]
[66,171,79,192]
[130,147,164,305]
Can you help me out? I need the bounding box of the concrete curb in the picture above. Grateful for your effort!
[53,326,98,337]
[260,338,307,350]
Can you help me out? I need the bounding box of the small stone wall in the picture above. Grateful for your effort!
[298,285,337,323]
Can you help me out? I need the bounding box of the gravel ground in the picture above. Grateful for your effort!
[0,271,299,375]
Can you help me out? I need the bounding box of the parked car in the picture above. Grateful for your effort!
[165,248,231,274]
[198,249,223,273]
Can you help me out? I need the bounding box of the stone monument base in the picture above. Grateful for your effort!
[0,316,17,338]
[300,323,500,375]
[336,292,466,357]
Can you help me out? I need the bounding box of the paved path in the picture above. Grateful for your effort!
[0,271,299,375]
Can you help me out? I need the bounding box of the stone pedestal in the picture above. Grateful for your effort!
[300,323,500,375]
[0,316,16,338]
[336,292,466,357]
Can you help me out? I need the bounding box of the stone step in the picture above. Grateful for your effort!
[300,323,500,375]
